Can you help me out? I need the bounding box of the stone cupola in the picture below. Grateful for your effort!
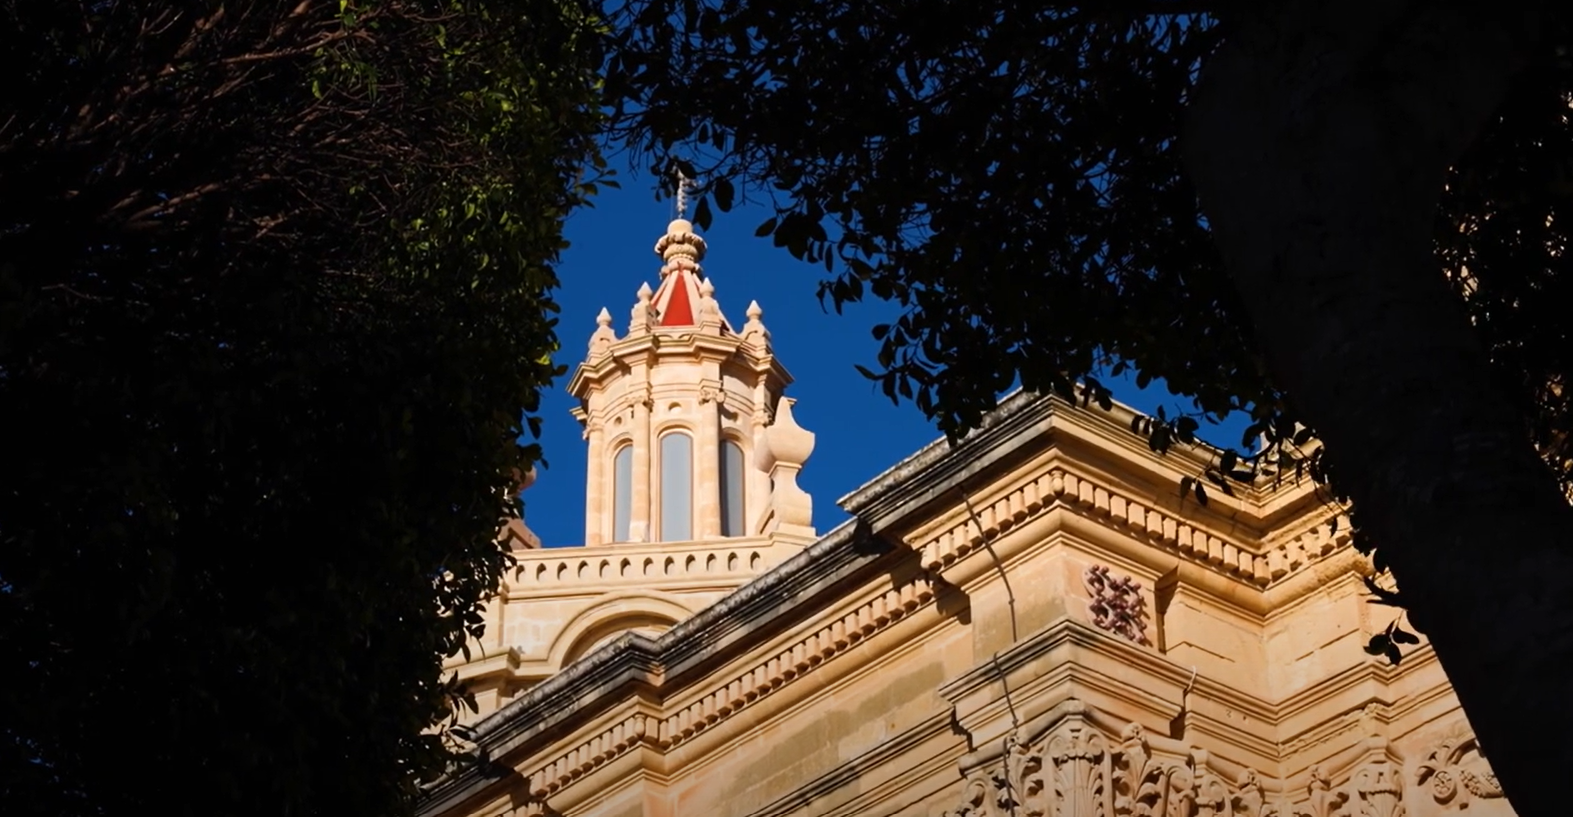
[566,214,816,546]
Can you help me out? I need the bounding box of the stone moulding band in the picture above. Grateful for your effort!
[519,577,939,799]
[915,466,1354,591]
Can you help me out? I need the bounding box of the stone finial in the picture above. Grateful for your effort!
[697,277,723,332]
[655,218,707,278]
[588,307,617,356]
[741,299,771,349]
[754,397,815,537]
[630,281,655,333]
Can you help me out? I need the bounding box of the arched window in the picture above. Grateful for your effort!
[720,440,745,536]
[659,433,693,541]
[612,445,633,542]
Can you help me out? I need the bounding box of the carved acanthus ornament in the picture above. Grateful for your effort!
[941,718,1296,817]
[1051,721,1110,817]
[1293,769,1347,817]
[1414,737,1502,811]
[1349,760,1404,817]
[1084,565,1151,646]
[1233,770,1282,817]
[1289,758,1408,817]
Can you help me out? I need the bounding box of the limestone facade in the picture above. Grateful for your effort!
[430,221,1511,816]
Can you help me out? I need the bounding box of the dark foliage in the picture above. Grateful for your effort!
[0,1,604,814]
[605,0,1573,643]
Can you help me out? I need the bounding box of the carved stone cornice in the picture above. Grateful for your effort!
[914,464,1359,596]
[565,329,795,399]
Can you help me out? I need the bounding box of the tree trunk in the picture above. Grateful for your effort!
[1182,4,1571,815]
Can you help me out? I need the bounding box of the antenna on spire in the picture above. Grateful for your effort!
[673,167,694,220]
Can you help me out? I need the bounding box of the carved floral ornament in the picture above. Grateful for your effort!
[1414,737,1503,810]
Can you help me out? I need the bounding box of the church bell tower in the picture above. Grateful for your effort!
[566,201,816,546]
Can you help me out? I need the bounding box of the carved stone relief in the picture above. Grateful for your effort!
[937,716,1439,817]
[1293,759,1407,817]
[1084,565,1151,646]
[1050,721,1109,817]
[1349,759,1404,817]
[1414,737,1503,812]
[942,719,1294,817]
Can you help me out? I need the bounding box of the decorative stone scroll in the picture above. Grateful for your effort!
[1414,736,1503,811]
[1084,565,1151,646]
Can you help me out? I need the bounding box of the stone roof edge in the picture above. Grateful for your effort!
[842,388,1328,531]
[418,630,663,814]
[838,389,1052,529]
[465,518,857,735]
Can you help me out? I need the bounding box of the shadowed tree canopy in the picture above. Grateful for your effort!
[608,2,1573,814]
[0,1,603,815]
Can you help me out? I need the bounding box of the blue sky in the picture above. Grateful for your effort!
[523,170,1249,547]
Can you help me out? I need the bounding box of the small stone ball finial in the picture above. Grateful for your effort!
[637,281,653,302]
[699,277,715,297]
[596,306,612,327]
[746,300,763,320]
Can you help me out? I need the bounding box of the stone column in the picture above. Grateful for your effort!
[630,385,652,542]
[583,419,605,545]
[747,379,773,534]
[696,383,723,538]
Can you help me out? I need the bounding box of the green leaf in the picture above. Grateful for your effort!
[694,196,713,230]
[714,177,735,212]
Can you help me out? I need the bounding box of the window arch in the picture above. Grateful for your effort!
[720,439,746,536]
[612,444,633,542]
[659,432,693,541]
